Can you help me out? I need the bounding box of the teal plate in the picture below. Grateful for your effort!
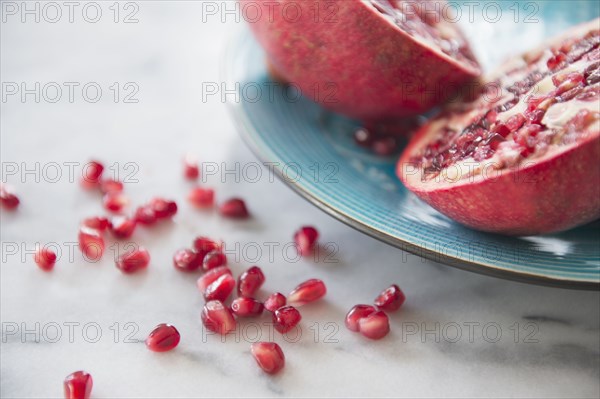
[224,1,600,289]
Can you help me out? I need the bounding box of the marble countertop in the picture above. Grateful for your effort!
[1,2,598,398]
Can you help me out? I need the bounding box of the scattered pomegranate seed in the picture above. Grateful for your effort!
[264,292,286,312]
[197,266,232,293]
[287,279,326,306]
[203,250,227,271]
[183,153,200,180]
[116,247,150,274]
[100,179,123,194]
[237,266,265,297]
[345,305,376,332]
[63,370,93,399]
[34,248,57,271]
[173,248,202,272]
[102,192,129,212]
[82,216,110,231]
[219,198,250,219]
[353,127,375,147]
[204,273,236,302]
[272,306,301,333]
[358,310,390,340]
[134,205,157,225]
[374,284,406,312]
[150,198,178,219]
[145,324,180,352]
[0,184,19,210]
[201,300,236,335]
[81,160,104,188]
[231,297,264,317]
[188,187,215,208]
[78,227,105,260]
[109,216,137,239]
[294,226,319,256]
[250,342,285,375]
[193,236,222,259]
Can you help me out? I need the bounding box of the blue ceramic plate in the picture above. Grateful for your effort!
[224,1,600,289]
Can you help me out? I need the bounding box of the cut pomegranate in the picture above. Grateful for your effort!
[82,216,110,231]
[116,247,150,274]
[272,306,301,334]
[398,20,600,235]
[250,342,285,375]
[183,153,200,180]
[134,205,157,225]
[0,184,19,210]
[78,227,105,260]
[287,279,326,306]
[150,198,178,219]
[109,216,137,239]
[197,266,232,294]
[63,370,93,399]
[34,248,57,271]
[173,248,202,272]
[102,192,129,213]
[237,266,265,297]
[231,297,264,317]
[264,292,286,312]
[204,273,236,302]
[201,300,236,335]
[81,160,104,188]
[188,187,215,208]
[374,284,406,312]
[345,305,376,332]
[294,226,319,256]
[244,0,480,120]
[358,310,390,340]
[100,179,123,194]
[219,198,250,219]
[203,250,227,271]
[145,324,180,352]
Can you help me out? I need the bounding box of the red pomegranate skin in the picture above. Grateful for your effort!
[243,0,480,121]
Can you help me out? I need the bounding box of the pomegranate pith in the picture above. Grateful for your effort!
[237,266,265,297]
[201,300,236,335]
[345,305,377,332]
[264,292,286,312]
[272,306,301,333]
[374,284,406,312]
[250,342,285,375]
[116,247,150,274]
[287,279,326,306]
[34,248,57,271]
[145,324,180,352]
[64,370,93,399]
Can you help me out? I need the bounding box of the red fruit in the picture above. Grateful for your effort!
[0,184,19,210]
[203,250,227,271]
[109,216,137,239]
[231,297,264,317]
[287,279,326,306]
[272,306,301,334]
[145,324,180,352]
[64,370,93,399]
[358,310,390,340]
[183,153,200,180]
[201,300,236,335]
[374,284,406,312]
[188,187,215,208]
[345,305,376,332]
[193,236,222,259]
[197,266,232,293]
[81,160,104,188]
[204,273,236,302]
[82,216,110,231]
[294,226,319,256]
[134,205,157,225]
[244,0,480,120]
[219,198,249,219]
[397,20,600,235]
[78,227,105,260]
[102,192,129,212]
[34,248,57,271]
[264,292,286,312]
[250,342,285,375]
[173,248,202,272]
[237,266,265,297]
[150,198,178,219]
[116,247,150,274]
[100,178,123,194]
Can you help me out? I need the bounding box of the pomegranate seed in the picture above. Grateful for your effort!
[197,266,232,293]
[204,273,236,302]
[173,248,202,272]
[34,248,57,271]
[201,300,236,335]
[264,292,286,312]
[237,266,265,297]
[150,198,178,219]
[116,247,150,274]
[219,198,249,219]
[231,297,264,317]
[345,305,376,332]
[109,216,137,239]
[82,216,110,231]
[203,250,227,271]
[63,370,93,399]
[372,136,397,156]
[102,192,129,212]
[145,323,180,352]
[250,342,285,375]
[193,236,222,259]
[100,178,123,194]
[505,114,526,132]
[183,153,200,180]
[287,279,326,306]
[272,306,301,333]
[81,160,104,188]
[78,227,105,260]
[358,310,390,340]
[134,205,157,225]
[0,184,19,210]
[294,226,319,256]
[546,52,566,70]
[354,127,375,147]
[188,187,215,208]
[374,284,406,312]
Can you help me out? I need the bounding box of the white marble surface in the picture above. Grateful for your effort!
[1,2,599,398]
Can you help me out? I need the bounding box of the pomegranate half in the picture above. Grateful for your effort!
[397,20,600,235]
[243,0,481,120]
